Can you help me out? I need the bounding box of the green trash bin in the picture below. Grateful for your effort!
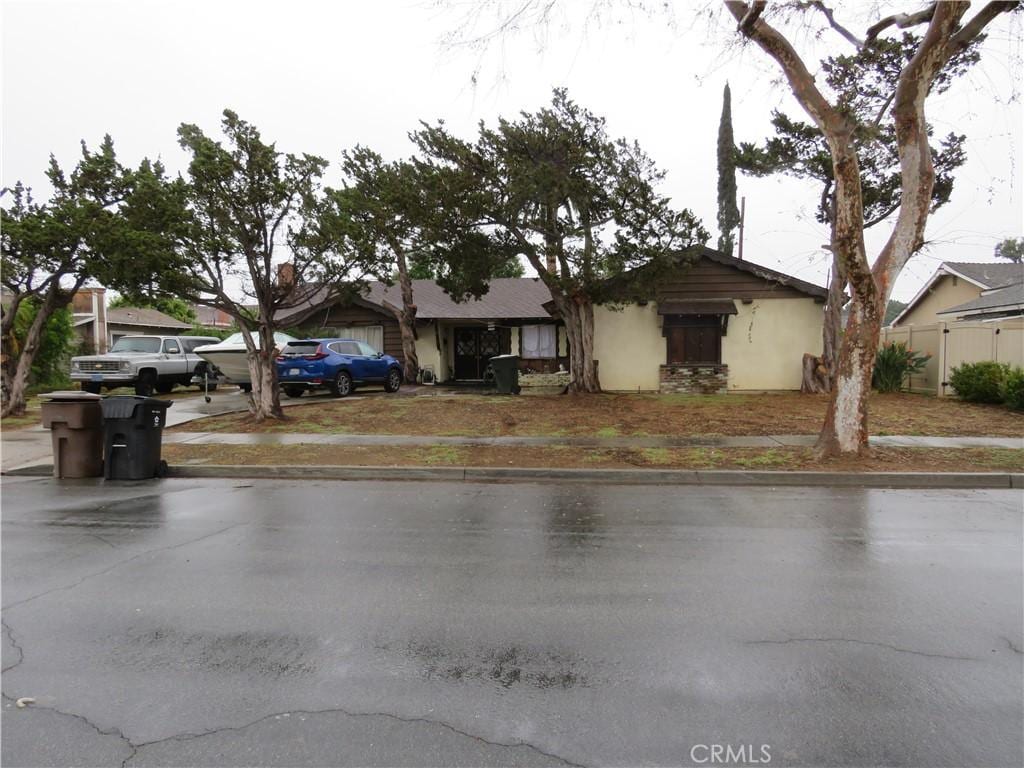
[39,391,104,478]
[488,354,521,395]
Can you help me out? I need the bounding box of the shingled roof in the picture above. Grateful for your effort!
[942,262,1023,289]
[107,307,192,329]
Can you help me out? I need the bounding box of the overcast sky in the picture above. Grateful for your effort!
[3,0,1021,300]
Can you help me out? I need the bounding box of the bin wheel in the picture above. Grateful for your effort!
[512,384,521,395]
[155,460,169,478]
[81,382,102,395]
[283,386,305,399]
[135,371,156,397]
[384,368,402,393]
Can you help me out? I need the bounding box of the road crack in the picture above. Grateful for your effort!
[745,636,975,661]
[1,619,25,673]
[1002,636,1023,655]
[126,706,585,767]
[1,523,244,612]
[1,692,137,764]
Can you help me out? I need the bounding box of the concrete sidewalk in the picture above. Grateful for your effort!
[163,431,1024,450]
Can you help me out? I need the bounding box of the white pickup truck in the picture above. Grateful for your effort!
[71,335,221,396]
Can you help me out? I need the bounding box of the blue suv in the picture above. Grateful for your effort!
[276,339,403,398]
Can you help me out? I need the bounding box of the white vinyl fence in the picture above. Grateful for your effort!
[880,318,1024,396]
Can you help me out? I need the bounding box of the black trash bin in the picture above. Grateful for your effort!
[488,354,521,395]
[100,396,173,480]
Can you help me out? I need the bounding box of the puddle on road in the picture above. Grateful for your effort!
[379,639,593,690]
[113,627,316,678]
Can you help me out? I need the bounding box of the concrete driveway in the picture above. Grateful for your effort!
[2,478,1021,766]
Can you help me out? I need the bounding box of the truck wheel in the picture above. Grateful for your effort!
[240,384,252,393]
[81,382,102,395]
[135,371,156,397]
[156,382,174,395]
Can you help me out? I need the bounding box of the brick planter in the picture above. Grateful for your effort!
[659,364,729,394]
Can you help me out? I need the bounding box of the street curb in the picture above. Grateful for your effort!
[7,463,1021,489]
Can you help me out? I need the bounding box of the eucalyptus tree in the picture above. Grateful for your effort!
[734,32,974,392]
[726,0,1019,456]
[413,89,708,392]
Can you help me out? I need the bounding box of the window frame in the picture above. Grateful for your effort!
[520,323,558,359]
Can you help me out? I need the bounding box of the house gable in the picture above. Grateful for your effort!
[655,253,820,302]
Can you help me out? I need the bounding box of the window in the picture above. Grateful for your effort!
[163,339,181,354]
[356,341,379,357]
[521,324,557,358]
[327,341,361,356]
[324,325,384,354]
[111,337,161,353]
[665,315,721,364]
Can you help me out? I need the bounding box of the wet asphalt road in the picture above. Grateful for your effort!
[1,478,1021,768]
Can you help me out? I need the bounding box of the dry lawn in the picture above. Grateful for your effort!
[163,442,1024,474]
[171,391,1024,438]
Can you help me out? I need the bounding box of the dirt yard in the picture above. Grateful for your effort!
[171,391,1024,438]
[162,443,1024,473]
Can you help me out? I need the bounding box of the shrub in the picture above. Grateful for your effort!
[872,342,930,393]
[948,361,1009,403]
[1001,367,1024,410]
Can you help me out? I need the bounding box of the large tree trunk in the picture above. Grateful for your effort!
[1,293,27,410]
[556,293,600,393]
[392,249,419,383]
[816,288,883,456]
[820,249,848,391]
[243,322,285,421]
[1,287,62,418]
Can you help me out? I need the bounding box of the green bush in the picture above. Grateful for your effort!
[872,341,930,393]
[10,300,75,391]
[1001,367,1024,410]
[949,361,1009,403]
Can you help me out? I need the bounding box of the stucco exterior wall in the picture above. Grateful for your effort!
[896,275,981,326]
[414,322,442,382]
[722,298,823,391]
[592,298,823,392]
[592,303,664,391]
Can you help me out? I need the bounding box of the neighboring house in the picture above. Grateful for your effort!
[280,247,826,393]
[891,262,1024,326]
[935,277,1024,322]
[105,307,192,347]
[71,287,109,354]
[192,304,235,329]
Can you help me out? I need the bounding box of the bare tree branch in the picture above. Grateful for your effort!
[947,1,1020,53]
[866,3,937,42]
[808,1,864,47]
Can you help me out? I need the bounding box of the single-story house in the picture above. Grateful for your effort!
[279,247,827,393]
[891,261,1023,326]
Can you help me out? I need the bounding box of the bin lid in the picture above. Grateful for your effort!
[100,396,173,419]
[39,391,103,401]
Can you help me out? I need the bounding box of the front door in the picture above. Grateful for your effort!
[453,327,509,379]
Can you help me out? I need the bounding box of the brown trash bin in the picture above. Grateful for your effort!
[39,392,104,478]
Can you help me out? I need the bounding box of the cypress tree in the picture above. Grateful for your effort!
[717,82,740,257]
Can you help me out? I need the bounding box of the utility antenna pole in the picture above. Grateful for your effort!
[738,196,746,261]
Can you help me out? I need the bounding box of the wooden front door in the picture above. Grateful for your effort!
[454,326,509,379]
